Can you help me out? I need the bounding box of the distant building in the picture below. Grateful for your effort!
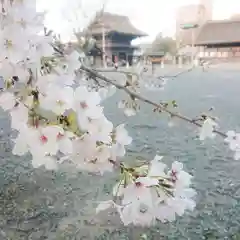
[144,52,165,64]
[176,0,213,46]
[195,19,240,59]
[231,14,240,20]
[84,12,147,66]
[200,0,213,23]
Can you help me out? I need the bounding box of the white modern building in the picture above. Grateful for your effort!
[176,0,213,46]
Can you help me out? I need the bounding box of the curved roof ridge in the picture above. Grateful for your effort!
[87,11,147,37]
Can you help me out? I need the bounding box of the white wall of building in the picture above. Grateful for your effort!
[176,0,213,46]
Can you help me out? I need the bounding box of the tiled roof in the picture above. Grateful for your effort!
[195,19,240,45]
[87,12,147,37]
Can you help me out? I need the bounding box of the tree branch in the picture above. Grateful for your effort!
[80,65,227,138]
[92,68,141,76]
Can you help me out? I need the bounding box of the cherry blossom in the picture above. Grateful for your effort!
[199,118,218,140]
[70,134,113,174]
[114,124,132,145]
[169,161,191,186]
[12,126,31,156]
[39,85,74,115]
[30,126,64,156]
[0,60,29,82]
[57,131,74,155]
[0,27,30,62]
[118,100,136,116]
[10,103,28,130]
[65,50,81,72]
[87,116,113,144]
[225,130,240,160]
[117,177,158,226]
[111,124,132,158]
[36,74,70,93]
[29,35,54,62]
[148,155,167,177]
[11,6,44,33]
[74,86,103,131]
[98,85,116,101]
[96,200,119,214]
[13,125,62,157]
[225,130,240,150]
[155,193,196,223]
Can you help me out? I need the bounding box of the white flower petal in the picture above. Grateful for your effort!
[0,92,16,111]
[96,200,115,214]
[124,108,136,117]
[31,154,58,170]
[12,137,29,156]
[234,150,240,160]
[199,118,217,141]
[136,177,159,187]
[172,161,183,172]
[226,130,236,139]
[148,161,166,177]
[153,155,164,161]
[59,138,73,155]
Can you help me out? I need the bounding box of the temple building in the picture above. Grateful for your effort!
[195,19,240,59]
[86,12,147,66]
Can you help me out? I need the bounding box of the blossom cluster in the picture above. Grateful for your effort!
[0,0,196,226]
[0,0,133,173]
[97,156,196,226]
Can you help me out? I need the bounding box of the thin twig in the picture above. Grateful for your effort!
[92,66,194,83]
[92,68,140,76]
[80,65,227,138]
[161,66,194,78]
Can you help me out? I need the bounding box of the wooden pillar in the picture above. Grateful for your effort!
[173,56,176,65]
[178,55,182,68]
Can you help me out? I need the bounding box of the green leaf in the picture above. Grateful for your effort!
[134,165,149,176]
[171,100,178,108]
[66,111,84,136]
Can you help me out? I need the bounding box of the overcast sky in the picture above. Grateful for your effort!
[37,0,240,42]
